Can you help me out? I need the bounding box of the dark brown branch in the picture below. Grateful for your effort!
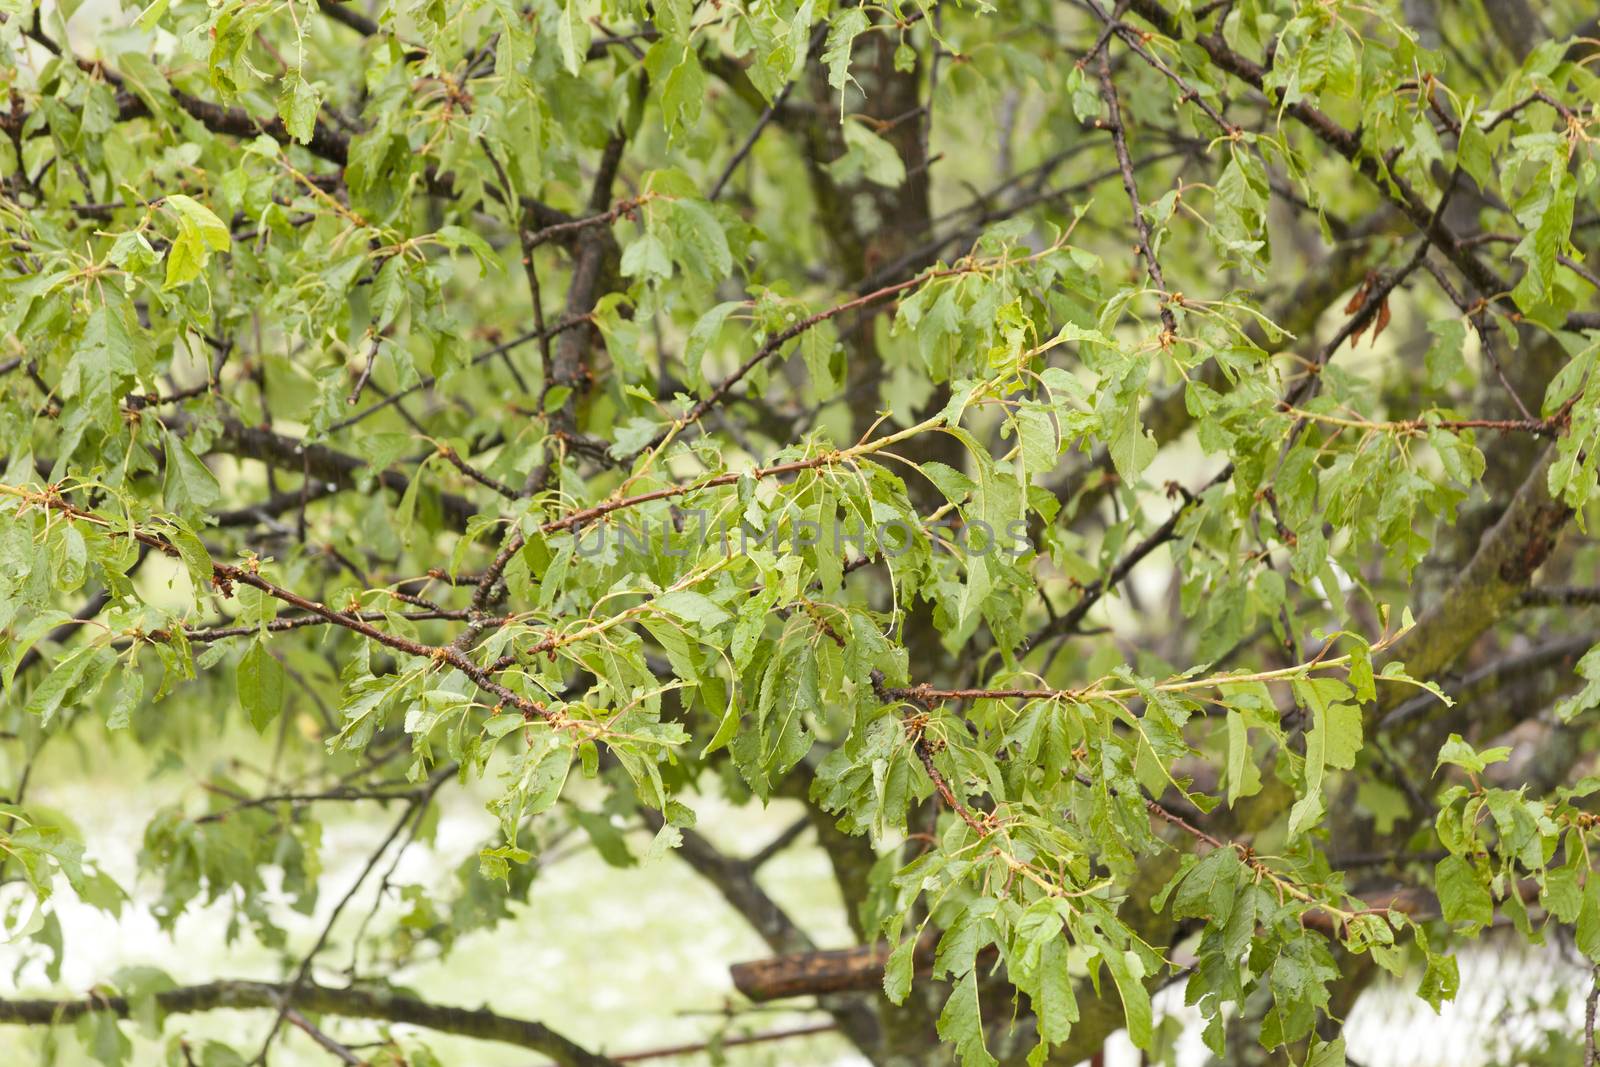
[194,782,426,824]
[705,19,832,202]
[28,28,573,236]
[0,981,618,1066]
[256,776,443,1059]
[1030,239,1429,650]
[480,137,555,396]
[634,808,882,1056]
[729,880,1449,1002]
[1378,631,1596,732]
[526,194,651,250]
[1420,258,1536,420]
[202,417,479,530]
[747,816,813,870]
[860,146,1194,293]
[1027,472,1220,649]
[436,444,519,500]
[638,810,814,957]
[1520,587,1600,607]
[731,942,912,1001]
[345,336,381,407]
[710,80,795,201]
[174,607,493,645]
[520,131,626,500]
[316,1,649,64]
[315,0,383,39]
[328,315,590,433]
[1088,0,1239,137]
[1587,967,1600,1067]
[469,134,627,619]
[114,87,354,177]
[1485,89,1580,130]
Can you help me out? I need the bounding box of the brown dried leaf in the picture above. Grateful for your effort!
[1370,297,1392,346]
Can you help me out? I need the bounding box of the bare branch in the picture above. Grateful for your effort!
[0,981,618,1066]
[1093,50,1179,340]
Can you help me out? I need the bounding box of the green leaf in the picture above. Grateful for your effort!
[278,71,321,145]
[831,122,907,189]
[1555,644,1600,723]
[164,195,230,250]
[883,933,919,1004]
[823,9,871,99]
[1457,123,1492,191]
[660,48,705,138]
[161,194,231,290]
[237,639,285,733]
[106,666,144,731]
[1033,937,1077,1046]
[1106,399,1156,483]
[663,200,733,280]
[167,524,214,591]
[558,0,590,75]
[3,611,71,689]
[653,590,731,629]
[1225,709,1261,805]
[1511,158,1576,313]
[937,972,998,1067]
[1423,319,1468,390]
[543,385,573,414]
[1308,1036,1347,1067]
[371,255,409,331]
[1317,701,1362,770]
[1579,879,1600,961]
[1435,855,1492,931]
[620,233,672,280]
[136,0,170,32]
[1415,927,1459,1010]
[164,231,208,289]
[1169,846,1242,921]
[684,301,743,391]
[1289,678,1358,836]
[1435,733,1512,775]
[26,646,112,727]
[163,434,222,515]
[1100,945,1152,1050]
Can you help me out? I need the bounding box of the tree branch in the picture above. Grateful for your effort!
[203,416,479,529]
[1122,0,1600,336]
[0,981,618,1067]
[1375,445,1572,714]
[638,810,814,957]
[1093,51,1178,339]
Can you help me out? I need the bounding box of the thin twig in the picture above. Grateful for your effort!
[614,1022,836,1063]
[1587,967,1599,1067]
[345,334,381,407]
[1094,49,1179,340]
[327,315,589,433]
[252,771,447,1062]
[282,1007,363,1065]
[436,443,519,499]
